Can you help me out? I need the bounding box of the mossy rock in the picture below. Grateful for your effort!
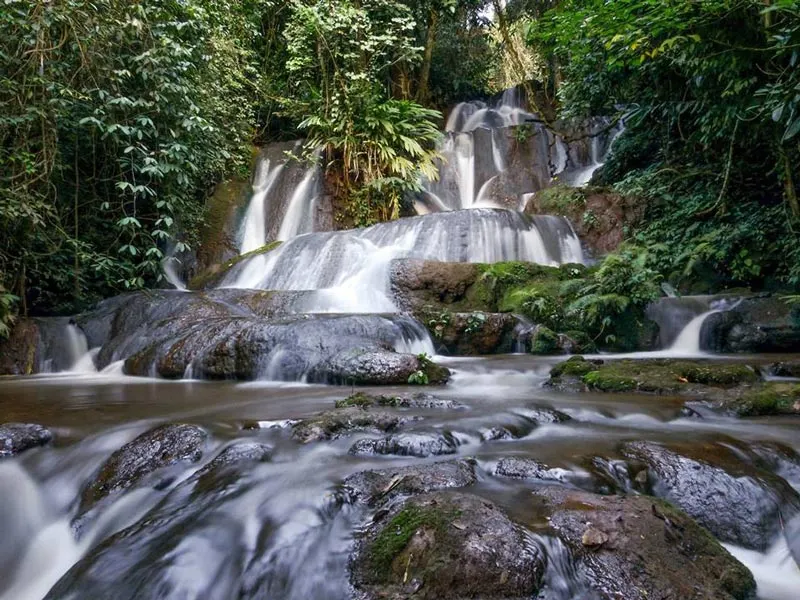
[681,364,757,386]
[355,492,544,599]
[583,369,638,392]
[550,356,600,378]
[731,382,800,417]
[530,325,560,355]
[188,241,282,290]
[335,392,401,409]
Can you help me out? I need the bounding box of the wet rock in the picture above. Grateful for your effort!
[353,491,544,600]
[532,486,756,600]
[321,350,442,386]
[0,423,53,457]
[723,381,800,416]
[47,441,270,600]
[349,432,459,458]
[767,360,800,379]
[517,406,572,425]
[390,260,485,314]
[342,459,477,506]
[336,391,465,410]
[0,320,40,375]
[427,311,518,355]
[704,294,800,353]
[291,408,407,444]
[80,424,207,512]
[786,514,800,569]
[493,457,571,483]
[547,357,760,397]
[620,440,800,550]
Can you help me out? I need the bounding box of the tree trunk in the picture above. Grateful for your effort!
[416,9,438,104]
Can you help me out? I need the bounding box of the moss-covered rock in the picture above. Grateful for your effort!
[530,325,560,354]
[551,358,760,395]
[353,492,544,599]
[335,392,463,410]
[729,382,800,416]
[0,320,39,375]
[188,241,282,290]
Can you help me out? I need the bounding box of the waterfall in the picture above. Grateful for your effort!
[236,143,320,253]
[161,256,187,291]
[221,209,584,313]
[668,310,720,355]
[422,87,624,212]
[277,167,320,242]
[239,158,286,253]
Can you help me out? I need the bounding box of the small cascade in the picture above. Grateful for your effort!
[221,209,584,314]
[668,310,720,355]
[277,167,320,241]
[421,87,624,212]
[161,256,187,291]
[237,143,321,253]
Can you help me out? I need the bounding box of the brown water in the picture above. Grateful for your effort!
[1,354,799,600]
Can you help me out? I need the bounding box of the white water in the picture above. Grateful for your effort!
[668,309,720,355]
[277,167,319,242]
[222,210,585,314]
[725,539,800,600]
[239,159,285,253]
[162,256,187,291]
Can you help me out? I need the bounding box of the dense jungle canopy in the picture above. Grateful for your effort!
[1,0,799,335]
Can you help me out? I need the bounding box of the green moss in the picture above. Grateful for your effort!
[530,326,560,355]
[681,364,757,386]
[365,504,457,583]
[550,356,596,378]
[732,383,800,416]
[563,330,597,353]
[188,241,282,289]
[583,370,638,391]
[536,185,586,214]
[335,392,416,408]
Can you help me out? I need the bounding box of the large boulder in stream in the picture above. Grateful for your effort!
[0,423,53,458]
[703,294,800,353]
[74,289,449,384]
[530,487,757,600]
[352,491,545,600]
[620,440,800,550]
[80,423,208,512]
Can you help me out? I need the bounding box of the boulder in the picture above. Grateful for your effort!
[352,491,545,600]
[349,432,460,458]
[531,487,756,600]
[704,295,800,353]
[620,440,800,550]
[80,424,208,512]
[342,459,477,506]
[335,392,465,410]
[291,408,407,444]
[0,423,53,458]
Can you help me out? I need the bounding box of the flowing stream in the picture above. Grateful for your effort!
[1,352,798,599]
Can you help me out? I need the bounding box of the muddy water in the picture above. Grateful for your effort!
[1,354,799,600]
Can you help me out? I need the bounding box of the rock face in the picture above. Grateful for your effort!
[0,423,53,458]
[0,320,40,375]
[352,491,545,600]
[704,295,800,353]
[524,186,644,257]
[620,441,800,550]
[532,487,757,600]
[80,424,208,512]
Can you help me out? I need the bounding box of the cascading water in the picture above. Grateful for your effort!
[237,144,321,253]
[220,209,585,314]
[420,87,624,212]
